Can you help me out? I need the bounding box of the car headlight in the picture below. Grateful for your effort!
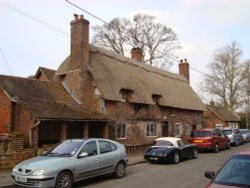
[12,166,17,173]
[31,169,47,176]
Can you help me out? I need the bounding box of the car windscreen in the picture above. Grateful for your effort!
[191,131,210,137]
[43,141,83,157]
[214,155,250,187]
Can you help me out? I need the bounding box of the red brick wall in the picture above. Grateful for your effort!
[203,109,226,128]
[0,89,11,133]
[14,104,35,148]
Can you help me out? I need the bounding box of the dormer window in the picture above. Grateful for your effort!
[120,89,133,102]
[152,94,161,104]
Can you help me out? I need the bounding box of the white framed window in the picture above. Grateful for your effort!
[174,123,180,137]
[146,122,157,137]
[185,124,191,136]
[215,124,222,129]
[116,123,127,139]
[120,92,127,102]
[100,99,106,113]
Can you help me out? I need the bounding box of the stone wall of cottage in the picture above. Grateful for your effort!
[0,89,12,133]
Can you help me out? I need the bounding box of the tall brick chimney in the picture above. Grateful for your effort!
[131,48,143,63]
[70,14,89,70]
[54,14,90,105]
[179,59,190,84]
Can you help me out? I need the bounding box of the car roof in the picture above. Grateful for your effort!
[155,137,181,147]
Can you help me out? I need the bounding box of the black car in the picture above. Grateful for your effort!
[144,137,198,164]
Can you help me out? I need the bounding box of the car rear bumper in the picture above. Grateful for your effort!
[192,143,213,150]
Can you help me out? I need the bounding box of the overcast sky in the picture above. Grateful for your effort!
[1,0,250,91]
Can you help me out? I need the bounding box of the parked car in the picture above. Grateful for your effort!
[188,128,230,153]
[204,149,250,187]
[222,128,244,146]
[144,137,198,164]
[239,129,250,143]
[11,138,128,188]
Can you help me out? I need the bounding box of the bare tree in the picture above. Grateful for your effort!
[200,41,248,112]
[91,13,180,70]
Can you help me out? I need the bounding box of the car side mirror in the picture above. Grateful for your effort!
[204,171,215,179]
[78,152,88,158]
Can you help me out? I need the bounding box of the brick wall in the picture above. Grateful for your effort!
[0,133,36,169]
[203,109,226,128]
[14,104,35,148]
[0,89,12,133]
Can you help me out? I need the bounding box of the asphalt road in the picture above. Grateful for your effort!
[74,143,250,188]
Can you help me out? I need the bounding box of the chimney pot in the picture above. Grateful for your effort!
[179,58,190,84]
[74,14,79,21]
[131,47,143,63]
[79,15,84,20]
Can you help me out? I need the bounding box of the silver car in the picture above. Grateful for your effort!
[11,138,128,188]
[239,129,250,142]
[222,128,244,146]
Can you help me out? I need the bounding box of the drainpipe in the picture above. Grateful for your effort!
[29,120,40,147]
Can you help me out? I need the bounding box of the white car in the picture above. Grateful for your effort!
[11,138,128,188]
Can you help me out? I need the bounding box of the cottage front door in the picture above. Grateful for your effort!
[162,121,169,137]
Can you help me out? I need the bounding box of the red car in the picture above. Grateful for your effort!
[188,129,230,153]
[204,149,250,187]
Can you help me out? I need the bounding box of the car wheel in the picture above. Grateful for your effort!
[113,162,126,178]
[192,148,198,159]
[55,171,73,188]
[214,144,219,153]
[172,151,179,164]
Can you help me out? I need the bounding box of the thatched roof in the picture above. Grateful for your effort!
[88,45,205,111]
[0,75,107,120]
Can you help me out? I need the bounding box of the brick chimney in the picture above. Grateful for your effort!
[70,14,89,70]
[131,48,143,63]
[179,59,190,84]
[54,14,90,105]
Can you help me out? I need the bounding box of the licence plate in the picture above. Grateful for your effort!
[194,140,203,143]
[150,157,159,161]
[15,175,27,182]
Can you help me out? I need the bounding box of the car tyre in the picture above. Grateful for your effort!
[113,162,126,178]
[55,171,73,188]
[226,142,231,149]
[172,151,179,164]
[214,144,219,153]
[192,148,198,159]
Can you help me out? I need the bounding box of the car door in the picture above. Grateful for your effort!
[215,129,226,149]
[75,140,101,180]
[177,140,191,159]
[98,140,119,173]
